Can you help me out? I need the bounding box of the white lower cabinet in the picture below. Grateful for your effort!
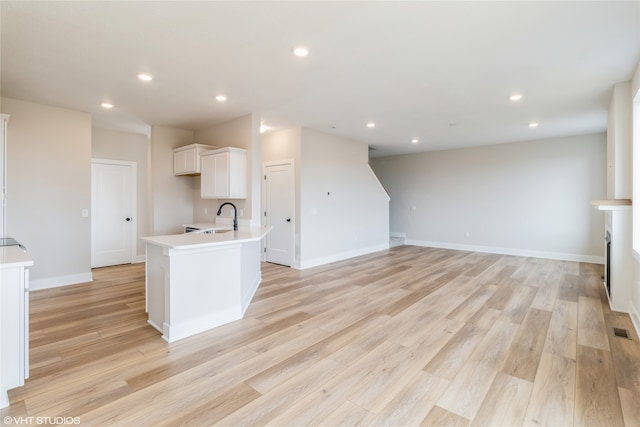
[201,147,247,199]
[1,247,32,408]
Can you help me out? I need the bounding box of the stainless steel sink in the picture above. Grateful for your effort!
[189,228,232,235]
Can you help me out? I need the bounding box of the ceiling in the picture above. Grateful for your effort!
[1,1,639,157]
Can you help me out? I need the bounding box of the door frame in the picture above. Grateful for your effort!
[262,159,295,267]
[91,158,137,267]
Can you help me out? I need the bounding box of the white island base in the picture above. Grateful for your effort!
[143,227,268,343]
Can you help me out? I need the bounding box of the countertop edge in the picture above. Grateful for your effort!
[141,226,272,250]
[0,246,34,269]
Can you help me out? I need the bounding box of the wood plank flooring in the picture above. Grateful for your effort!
[2,245,640,426]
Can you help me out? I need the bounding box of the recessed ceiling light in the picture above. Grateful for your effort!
[215,94,227,102]
[260,124,270,134]
[411,138,419,144]
[293,46,309,57]
[529,122,539,128]
[509,94,523,101]
[367,122,376,128]
[137,73,153,81]
[101,102,113,109]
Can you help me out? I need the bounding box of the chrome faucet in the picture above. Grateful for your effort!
[216,202,238,231]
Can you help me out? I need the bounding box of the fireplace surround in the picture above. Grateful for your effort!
[592,199,632,312]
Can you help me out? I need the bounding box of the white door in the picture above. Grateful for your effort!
[91,159,136,268]
[264,161,295,266]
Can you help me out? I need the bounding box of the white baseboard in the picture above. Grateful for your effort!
[630,300,640,339]
[405,239,605,264]
[390,231,406,239]
[161,307,241,343]
[296,243,390,270]
[241,273,262,315]
[30,272,93,291]
[133,254,146,263]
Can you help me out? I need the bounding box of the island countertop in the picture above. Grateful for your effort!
[141,225,271,250]
[0,245,33,269]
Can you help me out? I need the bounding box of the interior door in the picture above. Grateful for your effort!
[264,161,295,266]
[91,159,136,268]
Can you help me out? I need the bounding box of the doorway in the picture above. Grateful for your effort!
[91,159,136,267]
[263,160,295,266]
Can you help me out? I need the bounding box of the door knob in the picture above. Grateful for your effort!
[126,217,132,222]
[286,218,291,222]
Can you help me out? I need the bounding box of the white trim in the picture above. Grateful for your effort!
[30,272,93,291]
[405,239,604,264]
[241,273,262,315]
[367,163,390,201]
[160,307,241,343]
[0,115,9,239]
[263,159,295,168]
[390,232,406,239]
[630,300,640,339]
[296,243,390,270]
[632,86,640,257]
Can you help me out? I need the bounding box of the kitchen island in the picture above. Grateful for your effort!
[141,226,270,343]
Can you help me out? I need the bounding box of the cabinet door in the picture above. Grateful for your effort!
[213,152,230,197]
[202,152,230,199]
[201,149,246,199]
[174,148,197,175]
[201,154,216,198]
[1,266,26,390]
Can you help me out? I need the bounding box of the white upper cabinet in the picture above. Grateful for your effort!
[173,144,217,175]
[201,147,247,199]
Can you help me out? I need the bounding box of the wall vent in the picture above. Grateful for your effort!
[613,327,632,340]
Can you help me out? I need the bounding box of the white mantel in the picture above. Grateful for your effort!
[591,199,632,211]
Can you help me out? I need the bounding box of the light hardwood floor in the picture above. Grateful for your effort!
[2,245,640,426]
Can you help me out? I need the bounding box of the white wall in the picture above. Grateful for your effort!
[150,125,194,235]
[371,133,606,262]
[92,127,150,257]
[607,81,633,199]
[1,97,92,288]
[193,114,260,227]
[299,128,389,268]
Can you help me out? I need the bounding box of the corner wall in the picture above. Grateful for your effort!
[371,133,606,262]
[1,97,92,288]
[150,125,194,235]
[299,128,389,268]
